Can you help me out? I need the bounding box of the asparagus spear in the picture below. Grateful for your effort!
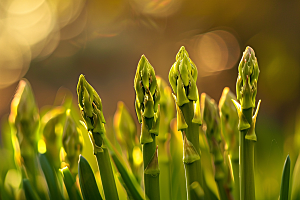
[201,93,233,200]
[219,87,239,200]
[156,76,175,200]
[41,106,66,170]
[168,46,202,200]
[134,55,160,200]
[9,79,48,199]
[232,46,260,200]
[62,109,84,176]
[77,75,119,200]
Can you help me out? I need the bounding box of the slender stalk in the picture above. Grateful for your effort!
[156,77,174,200]
[9,79,39,185]
[90,125,119,200]
[9,79,48,199]
[143,133,160,200]
[169,47,202,200]
[181,101,202,200]
[62,109,83,176]
[170,119,188,200]
[198,128,220,200]
[233,46,260,200]
[134,55,160,200]
[77,75,119,200]
[219,87,239,200]
[201,93,231,200]
[240,108,255,200]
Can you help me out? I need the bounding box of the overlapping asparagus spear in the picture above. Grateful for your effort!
[77,75,119,200]
[201,93,233,200]
[232,46,261,200]
[9,79,45,198]
[169,46,202,200]
[134,55,161,200]
[219,87,239,200]
[156,76,175,200]
[62,109,84,175]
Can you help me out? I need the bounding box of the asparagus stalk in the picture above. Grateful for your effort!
[62,109,84,176]
[9,79,47,199]
[169,119,188,200]
[134,55,160,200]
[232,46,260,200]
[168,46,202,200]
[41,106,66,170]
[201,93,232,200]
[9,79,39,184]
[219,87,239,200]
[156,76,175,200]
[77,75,119,200]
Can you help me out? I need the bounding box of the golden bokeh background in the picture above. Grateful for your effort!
[1,0,300,199]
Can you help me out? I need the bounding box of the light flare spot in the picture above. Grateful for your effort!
[133,146,143,166]
[38,139,47,154]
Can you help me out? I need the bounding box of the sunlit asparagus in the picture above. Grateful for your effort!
[41,106,66,169]
[77,75,119,200]
[232,46,260,200]
[9,79,41,192]
[156,76,175,200]
[169,46,202,200]
[201,93,232,200]
[62,109,84,175]
[134,55,160,200]
[219,87,239,200]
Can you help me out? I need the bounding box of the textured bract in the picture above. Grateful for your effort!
[134,55,160,144]
[77,75,106,134]
[169,46,198,106]
[62,109,83,174]
[9,79,39,158]
[236,46,260,109]
[134,55,160,121]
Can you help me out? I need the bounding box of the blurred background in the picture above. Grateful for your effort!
[0,0,300,199]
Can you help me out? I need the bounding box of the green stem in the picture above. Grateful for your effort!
[158,155,171,200]
[180,101,202,200]
[232,160,239,200]
[93,132,119,200]
[240,108,255,200]
[170,127,187,200]
[143,133,160,200]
